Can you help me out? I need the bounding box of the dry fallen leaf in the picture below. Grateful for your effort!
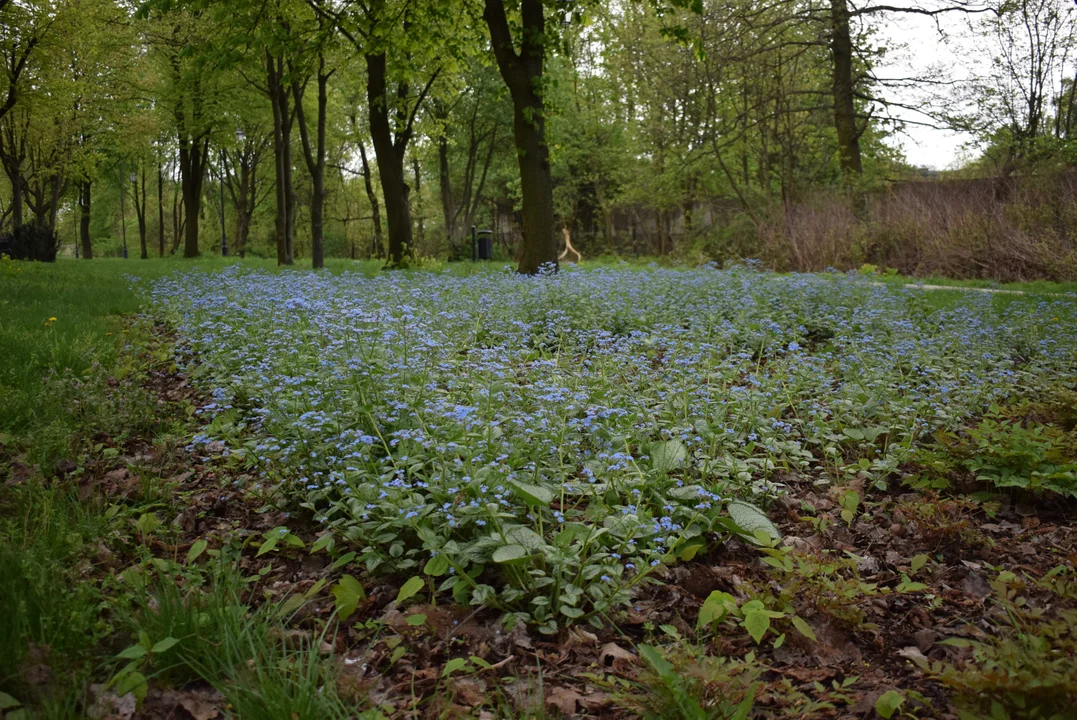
[598,642,638,674]
[546,686,584,715]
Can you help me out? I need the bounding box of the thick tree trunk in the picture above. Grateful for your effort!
[178,140,206,257]
[79,180,92,259]
[293,55,330,269]
[358,141,384,258]
[483,0,557,274]
[830,0,862,178]
[366,52,413,267]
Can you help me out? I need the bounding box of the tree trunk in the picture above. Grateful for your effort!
[830,0,862,178]
[293,54,330,269]
[157,160,165,257]
[366,52,413,267]
[79,180,92,259]
[268,52,295,265]
[179,140,206,258]
[358,141,384,258]
[133,169,148,259]
[483,0,557,274]
[437,131,457,249]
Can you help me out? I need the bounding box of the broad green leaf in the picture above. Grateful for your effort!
[791,616,817,642]
[493,544,529,564]
[727,501,780,543]
[255,535,279,557]
[330,551,357,570]
[134,513,162,537]
[114,670,148,702]
[424,554,450,576]
[651,439,688,474]
[743,609,771,644]
[510,481,554,506]
[699,590,736,627]
[186,539,208,564]
[503,525,546,552]
[151,637,180,653]
[117,645,148,660]
[875,690,905,719]
[311,533,334,553]
[406,614,427,626]
[396,576,425,605]
[910,554,929,573]
[332,575,366,619]
[442,657,468,677]
[0,692,21,710]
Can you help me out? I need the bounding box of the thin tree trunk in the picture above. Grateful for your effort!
[358,141,383,258]
[483,0,557,274]
[134,168,148,259]
[412,155,424,247]
[268,52,295,265]
[293,54,330,269]
[157,159,165,257]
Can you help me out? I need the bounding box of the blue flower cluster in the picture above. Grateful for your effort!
[149,265,1077,627]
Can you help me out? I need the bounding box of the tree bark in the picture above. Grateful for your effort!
[178,138,207,257]
[293,54,331,269]
[268,52,295,265]
[133,168,148,259]
[157,159,165,257]
[412,155,424,247]
[79,180,92,259]
[358,140,384,258]
[830,0,862,178]
[366,51,413,267]
[483,0,557,274]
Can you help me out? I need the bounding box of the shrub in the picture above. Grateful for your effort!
[0,224,60,262]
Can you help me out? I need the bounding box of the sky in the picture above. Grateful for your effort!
[874,9,985,169]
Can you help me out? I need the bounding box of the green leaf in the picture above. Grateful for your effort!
[255,535,279,557]
[743,609,771,644]
[910,554,929,573]
[332,575,366,619]
[699,590,736,627]
[509,481,554,506]
[492,544,529,564]
[330,551,357,570]
[875,689,905,719]
[396,576,425,605]
[117,644,148,660]
[186,539,208,564]
[651,440,688,474]
[311,533,334,553]
[151,637,180,654]
[638,643,675,679]
[424,554,450,576]
[469,655,492,669]
[503,525,546,552]
[442,657,468,677]
[0,692,22,709]
[134,513,162,537]
[406,614,427,626]
[114,670,148,702]
[791,616,817,642]
[727,501,780,543]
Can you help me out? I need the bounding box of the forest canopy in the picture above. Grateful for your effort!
[1,0,1076,278]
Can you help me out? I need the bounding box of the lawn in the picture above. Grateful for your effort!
[2,258,1076,719]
